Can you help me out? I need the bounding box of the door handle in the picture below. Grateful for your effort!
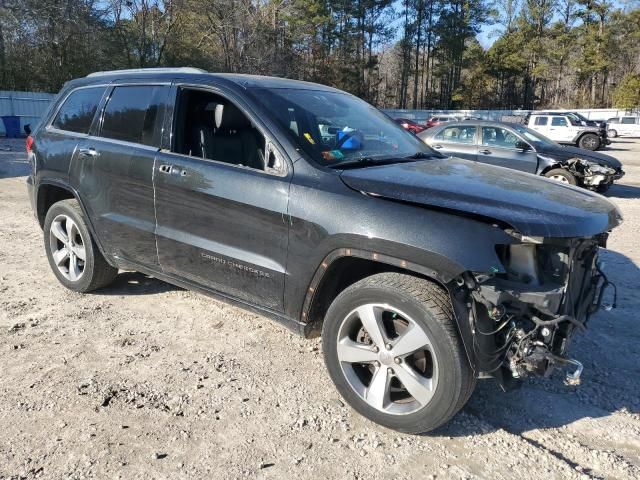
[479,149,491,154]
[159,164,187,176]
[432,144,443,149]
[78,147,99,157]
[171,166,188,176]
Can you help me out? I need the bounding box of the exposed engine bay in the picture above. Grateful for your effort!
[562,157,623,189]
[452,233,617,388]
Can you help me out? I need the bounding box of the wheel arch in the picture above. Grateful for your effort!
[301,248,455,338]
[302,249,478,372]
[36,180,114,266]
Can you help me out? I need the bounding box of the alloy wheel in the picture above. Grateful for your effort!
[49,214,86,281]
[336,303,438,415]
[550,174,570,183]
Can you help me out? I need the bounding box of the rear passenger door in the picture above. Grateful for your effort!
[70,83,170,268]
[430,125,478,161]
[531,116,550,137]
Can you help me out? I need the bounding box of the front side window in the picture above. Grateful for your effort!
[621,117,636,124]
[52,87,105,134]
[534,117,548,126]
[170,88,268,171]
[100,85,168,146]
[551,117,568,127]
[481,127,520,148]
[247,87,433,166]
[436,126,476,144]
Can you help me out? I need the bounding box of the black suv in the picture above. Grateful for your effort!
[27,68,621,434]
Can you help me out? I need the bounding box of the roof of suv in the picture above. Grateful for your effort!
[69,68,342,93]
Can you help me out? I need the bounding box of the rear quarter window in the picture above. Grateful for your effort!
[100,85,168,147]
[51,87,105,134]
[534,117,548,126]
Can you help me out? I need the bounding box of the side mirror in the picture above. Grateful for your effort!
[515,140,531,151]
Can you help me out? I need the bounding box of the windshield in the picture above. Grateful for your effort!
[511,125,558,147]
[564,113,584,126]
[247,87,436,166]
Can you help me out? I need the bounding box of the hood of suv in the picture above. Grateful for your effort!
[340,157,622,237]
[536,143,622,169]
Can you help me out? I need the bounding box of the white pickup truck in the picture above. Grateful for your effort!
[527,113,605,151]
[607,116,640,138]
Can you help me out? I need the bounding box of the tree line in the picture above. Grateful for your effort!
[1,0,639,110]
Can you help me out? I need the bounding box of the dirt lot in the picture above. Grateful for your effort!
[1,137,639,480]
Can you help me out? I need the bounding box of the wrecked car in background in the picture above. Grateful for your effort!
[28,68,622,434]
[418,120,624,192]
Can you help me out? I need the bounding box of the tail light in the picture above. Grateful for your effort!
[26,135,33,154]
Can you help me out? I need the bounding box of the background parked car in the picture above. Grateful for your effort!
[607,116,640,138]
[425,115,459,128]
[526,112,606,151]
[418,120,624,192]
[393,117,426,134]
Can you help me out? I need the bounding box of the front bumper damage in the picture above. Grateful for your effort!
[565,158,624,189]
[451,233,616,389]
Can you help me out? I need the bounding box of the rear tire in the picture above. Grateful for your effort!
[544,168,577,185]
[322,273,475,434]
[578,133,600,151]
[44,199,118,292]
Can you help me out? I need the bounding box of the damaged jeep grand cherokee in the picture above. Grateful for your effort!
[27,68,622,434]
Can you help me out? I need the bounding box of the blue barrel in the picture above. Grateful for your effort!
[2,116,21,138]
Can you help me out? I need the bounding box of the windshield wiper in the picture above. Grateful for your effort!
[328,156,417,169]
[404,151,443,159]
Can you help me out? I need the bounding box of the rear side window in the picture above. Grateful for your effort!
[551,117,567,127]
[436,125,476,144]
[52,87,105,134]
[534,117,548,126]
[100,85,168,146]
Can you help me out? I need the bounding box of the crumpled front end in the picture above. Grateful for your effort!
[451,232,616,387]
[563,158,625,190]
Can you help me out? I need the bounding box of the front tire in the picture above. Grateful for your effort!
[544,168,577,185]
[608,129,618,138]
[322,273,474,434]
[578,133,600,151]
[44,199,118,292]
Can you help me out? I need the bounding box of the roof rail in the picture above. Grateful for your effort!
[87,67,207,77]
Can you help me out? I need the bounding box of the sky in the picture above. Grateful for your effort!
[476,0,634,49]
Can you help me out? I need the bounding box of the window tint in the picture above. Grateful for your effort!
[436,125,476,144]
[52,87,104,134]
[481,127,520,148]
[172,88,268,171]
[100,86,167,146]
[551,117,567,127]
[534,117,548,126]
[621,117,636,124]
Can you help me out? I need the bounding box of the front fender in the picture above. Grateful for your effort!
[284,161,515,322]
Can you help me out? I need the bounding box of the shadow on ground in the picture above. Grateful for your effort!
[99,271,182,296]
[607,184,640,199]
[434,248,640,437]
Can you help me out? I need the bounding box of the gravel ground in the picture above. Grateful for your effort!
[1,137,639,479]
